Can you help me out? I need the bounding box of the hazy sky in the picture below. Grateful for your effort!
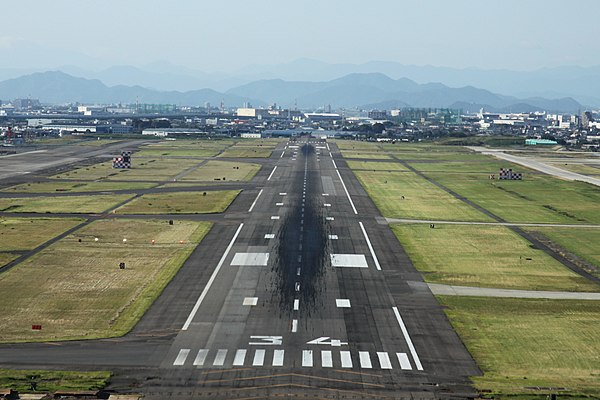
[1,0,599,71]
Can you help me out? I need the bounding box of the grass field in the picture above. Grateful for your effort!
[426,172,600,224]
[179,160,261,182]
[340,151,392,160]
[2,181,156,193]
[0,369,110,392]
[439,296,600,397]
[0,253,19,266]
[353,171,492,221]
[219,148,273,158]
[52,158,201,182]
[0,219,211,342]
[0,194,134,214]
[345,161,409,171]
[547,162,600,176]
[391,224,599,291]
[525,227,600,278]
[134,148,220,157]
[115,190,240,214]
[0,217,84,251]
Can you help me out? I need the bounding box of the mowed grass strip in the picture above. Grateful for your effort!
[353,171,491,221]
[0,194,134,214]
[0,217,84,251]
[2,181,156,193]
[525,227,600,278]
[439,296,600,397]
[345,161,409,171]
[219,147,272,158]
[115,190,240,214]
[427,171,600,224]
[391,224,599,291]
[52,158,201,182]
[0,219,211,342]
[134,148,220,157]
[180,160,261,182]
[0,369,110,392]
[341,151,391,160]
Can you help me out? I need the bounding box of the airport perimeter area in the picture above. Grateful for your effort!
[0,137,598,399]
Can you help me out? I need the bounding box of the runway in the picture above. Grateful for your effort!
[0,138,480,399]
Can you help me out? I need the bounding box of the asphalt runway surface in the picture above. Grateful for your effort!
[0,139,480,399]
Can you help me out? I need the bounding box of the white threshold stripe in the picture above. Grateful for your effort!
[267,166,278,180]
[214,349,227,366]
[302,350,313,367]
[273,349,285,366]
[173,349,190,365]
[248,189,263,212]
[335,167,358,214]
[193,349,209,366]
[392,307,424,370]
[321,350,333,368]
[253,349,265,366]
[340,351,353,368]
[182,223,244,330]
[359,351,372,368]
[359,222,382,271]
[233,349,247,366]
[377,352,392,369]
[397,352,412,370]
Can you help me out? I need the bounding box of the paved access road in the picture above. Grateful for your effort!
[0,139,479,399]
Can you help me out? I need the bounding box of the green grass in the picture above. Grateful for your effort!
[134,148,220,157]
[0,369,110,392]
[0,253,19,266]
[353,171,492,221]
[341,151,391,160]
[0,194,134,214]
[0,219,212,342]
[525,227,600,278]
[439,296,600,397]
[549,163,600,176]
[180,160,261,182]
[52,158,201,182]
[0,217,84,251]
[391,224,599,291]
[426,171,600,224]
[219,148,273,158]
[345,161,409,171]
[115,190,240,214]
[2,181,156,193]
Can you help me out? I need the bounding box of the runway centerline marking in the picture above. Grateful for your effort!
[359,222,382,271]
[393,307,424,370]
[248,189,263,212]
[182,223,244,330]
[291,319,298,333]
[293,299,299,310]
[267,166,278,181]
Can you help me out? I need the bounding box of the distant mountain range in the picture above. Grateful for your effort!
[0,70,585,113]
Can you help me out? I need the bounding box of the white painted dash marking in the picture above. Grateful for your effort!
[335,167,358,214]
[279,192,287,196]
[173,349,190,366]
[321,350,333,368]
[393,307,423,370]
[397,353,412,370]
[193,349,209,366]
[359,222,382,271]
[293,299,299,310]
[253,349,265,366]
[276,202,284,206]
[280,151,285,158]
[291,319,298,332]
[359,351,372,369]
[302,350,313,367]
[233,349,247,366]
[213,349,227,366]
[248,189,263,212]
[273,349,285,366]
[336,299,351,308]
[267,166,278,181]
[264,234,275,239]
[377,352,392,369]
[340,351,353,368]
[328,234,338,240]
[271,216,280,220]
[243,297,258,306]
[326,217,334,221]
[324,203,331,207]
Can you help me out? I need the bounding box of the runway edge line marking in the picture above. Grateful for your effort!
[392,306,423,371]
[358,222,381,271]
[332,159,358,215]
[248,189,264,212]
[182,223,245,330]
